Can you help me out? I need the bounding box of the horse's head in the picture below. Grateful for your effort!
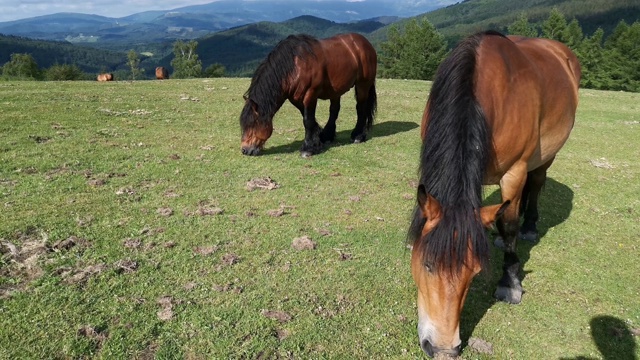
[240,96,273,156]
[410,185,508,357]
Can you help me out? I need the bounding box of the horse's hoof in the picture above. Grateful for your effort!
[494,286,523,304]
[519,231,538,242]
[300,151,313,158]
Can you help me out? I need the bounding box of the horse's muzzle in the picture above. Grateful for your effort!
[241,146,261,156]
[421,340,461,358]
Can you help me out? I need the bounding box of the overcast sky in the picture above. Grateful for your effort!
[1,0,216,22]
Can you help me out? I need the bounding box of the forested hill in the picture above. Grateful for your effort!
[371,0,640,44]
[0,34,126,73]
[192,16,388,76]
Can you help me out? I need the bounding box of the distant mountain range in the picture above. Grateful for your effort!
[0,0,453,46]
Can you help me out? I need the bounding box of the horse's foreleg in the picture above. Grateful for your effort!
[300,101,323,157]
[494,165,527,304]
[320,98,340,143]
[519,157,555,242]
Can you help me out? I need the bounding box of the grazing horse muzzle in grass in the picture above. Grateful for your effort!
[408,31,580,357]
[239,32,377,157]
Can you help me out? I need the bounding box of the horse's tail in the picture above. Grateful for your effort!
[360,81,376,131]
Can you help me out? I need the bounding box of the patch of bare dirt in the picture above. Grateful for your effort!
[213,280,243,294]
[292,236,316,250]
[114,259,138,274]
[194,245,218,256]
[216,253,240,271]
[157,296,175,321]
[62,263,108,285]
[77,325,108,349]
[468,337,493,355]
[184,200,224,216]
[0,228,52,297]
[590,157,614,169]
[156,207,173,217]
[246,177,280,191]
[261,309,292,323]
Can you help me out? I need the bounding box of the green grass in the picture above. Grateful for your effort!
[0,78,638,359]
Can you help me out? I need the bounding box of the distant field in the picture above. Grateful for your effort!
[0,78,638,359]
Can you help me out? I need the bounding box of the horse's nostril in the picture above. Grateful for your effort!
[241,147,248,155]
[421,339,435,358]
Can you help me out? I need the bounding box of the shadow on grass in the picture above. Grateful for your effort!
[261,120,418,156]
[460,177,575,348]
[559,315,638,360]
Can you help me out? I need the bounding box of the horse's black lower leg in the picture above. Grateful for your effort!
[519,158,554,242]
[300,103,322,157]
[351,85,375,143]
[494,217,524,304]
[320,99,340,143]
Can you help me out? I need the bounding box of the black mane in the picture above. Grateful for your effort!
[408,31,505,274]
[240,34,318,129]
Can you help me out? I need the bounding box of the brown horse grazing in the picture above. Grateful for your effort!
[155,66,169,80]
[97,73,113,82]
[408,31,580,357]
[240,33,377,157]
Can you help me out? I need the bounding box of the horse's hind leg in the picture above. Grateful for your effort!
[351,83,376,143]
[320,98,340,143]
[519,157,555,242]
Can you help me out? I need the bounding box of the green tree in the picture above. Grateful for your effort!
[2,53,41,80]
[127,50,142,80]
[508,13,538,37]
[204,63,225,78]
[563,19,584,49]
[541,8,568,42]
[603,21,640,92]
[379,18,447,80]
[171,40,202,79]
[578,28,608,89]
[45,64,85,81]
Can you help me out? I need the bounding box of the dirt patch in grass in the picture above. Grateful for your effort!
[246,177,280,191]
[292,236,316,250]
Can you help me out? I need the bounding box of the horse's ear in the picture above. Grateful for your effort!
[417,185,442,227]
[479,200,511,228]
[243,94,248,101]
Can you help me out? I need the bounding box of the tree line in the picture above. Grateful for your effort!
[0,39,226,81]
[1,9,638,92]
[379,9,640,92]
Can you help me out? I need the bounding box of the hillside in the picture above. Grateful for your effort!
[370,0,640,44]
[0,34,127,74]
[0,0,448,49]
[190,16,388,76]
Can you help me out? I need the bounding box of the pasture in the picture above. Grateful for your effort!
[0,78,638,359]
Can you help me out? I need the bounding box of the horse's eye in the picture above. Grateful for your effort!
[423,262,433,273]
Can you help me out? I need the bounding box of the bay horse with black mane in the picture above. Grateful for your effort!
[240,33,377,157]
[408,31,580,357]
[156,66,169,80]
[97,73,113,82]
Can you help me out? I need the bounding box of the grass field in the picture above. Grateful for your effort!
[1,78,639,359]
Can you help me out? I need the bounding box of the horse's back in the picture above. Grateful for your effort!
[311,33,377,97]
[475,34,580,180]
